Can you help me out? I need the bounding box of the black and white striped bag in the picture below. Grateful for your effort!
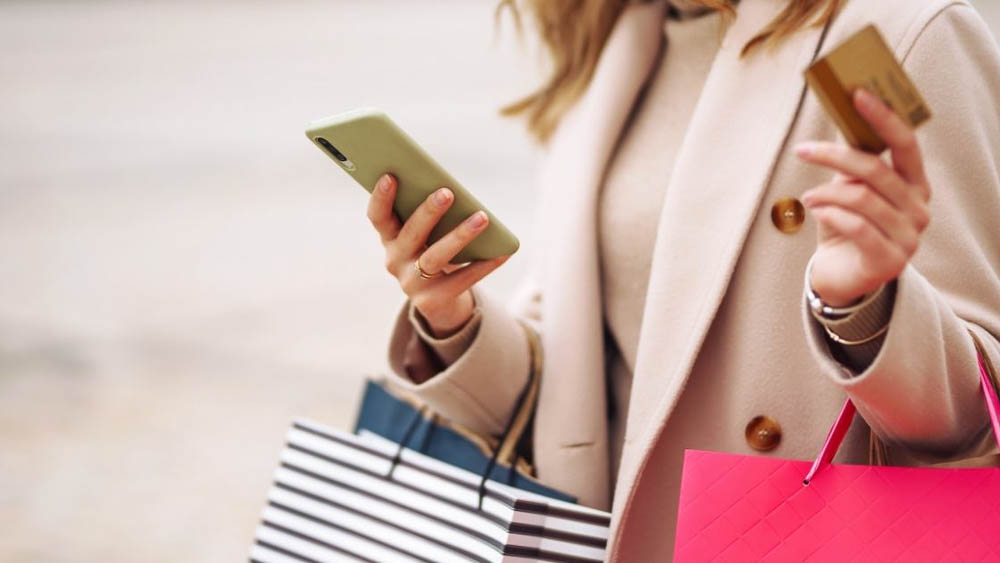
[249,418,611,563]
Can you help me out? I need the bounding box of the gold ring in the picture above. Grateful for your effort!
[414,258,443,280]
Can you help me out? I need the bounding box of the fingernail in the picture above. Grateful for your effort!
[377,175,392,193]
[434,188,452,206]
[467,211,487,229]
[856,88,877,111]
[795,142,815,157]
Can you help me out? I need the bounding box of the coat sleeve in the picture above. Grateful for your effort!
[383,279,542,437]
[802,3,1000,460]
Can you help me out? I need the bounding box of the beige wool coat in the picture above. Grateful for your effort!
[386,0,1000,559]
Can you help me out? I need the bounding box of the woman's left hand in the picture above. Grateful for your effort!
[795,88,932,307]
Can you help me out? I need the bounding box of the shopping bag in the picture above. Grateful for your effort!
[673,347,1000,562]
[353,318,576,503]
[352,379,576,503]
[250,322,613,562]
[249,418,612,562]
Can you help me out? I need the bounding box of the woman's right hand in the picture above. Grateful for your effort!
[367,173,511,338]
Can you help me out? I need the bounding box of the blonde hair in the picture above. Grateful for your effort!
[498,0,843,142]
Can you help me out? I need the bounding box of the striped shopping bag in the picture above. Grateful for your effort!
[250,323,611,562]
[249,418,611,562]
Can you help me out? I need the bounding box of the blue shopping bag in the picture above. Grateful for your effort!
[352,322,576,503]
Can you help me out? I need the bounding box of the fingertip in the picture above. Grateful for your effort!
[853,88,882,118]
[376,173,396,195]
[492,254,511,265]
[795,142,817,159]
[433,187,454,207]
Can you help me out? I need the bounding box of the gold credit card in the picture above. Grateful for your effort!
[805,24,932,153]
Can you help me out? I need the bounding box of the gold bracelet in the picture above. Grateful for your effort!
[822,321,889,346]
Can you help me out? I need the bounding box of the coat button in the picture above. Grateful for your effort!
[745,415,782,452]
[771,198,805,233]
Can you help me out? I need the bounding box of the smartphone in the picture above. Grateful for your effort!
[306,108,519,263]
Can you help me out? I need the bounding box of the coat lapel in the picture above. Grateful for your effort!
[610,0,835,535]
[530,0,668,509]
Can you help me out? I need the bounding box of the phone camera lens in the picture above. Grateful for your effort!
[316,137,348,162]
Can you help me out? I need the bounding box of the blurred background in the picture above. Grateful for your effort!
[2,1,998,561]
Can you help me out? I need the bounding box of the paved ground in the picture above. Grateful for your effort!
[2,2,998,561]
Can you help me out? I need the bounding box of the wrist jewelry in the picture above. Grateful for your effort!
[804,256,891,346]
[805,256,886,321]
[821,322,889,346]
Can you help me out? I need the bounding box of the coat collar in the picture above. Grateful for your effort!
[530,0,670,510]
[609,0,836,543]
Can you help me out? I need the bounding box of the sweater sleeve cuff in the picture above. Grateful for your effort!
[801,264,986,451]
[814,280,897,371]
[386,287,532,436]
[408,295,483,367]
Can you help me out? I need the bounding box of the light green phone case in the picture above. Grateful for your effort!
[306,108,519,263]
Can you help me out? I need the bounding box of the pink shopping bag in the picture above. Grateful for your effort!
[674,353,1000,562]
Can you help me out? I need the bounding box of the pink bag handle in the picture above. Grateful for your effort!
[804,353,1000,484]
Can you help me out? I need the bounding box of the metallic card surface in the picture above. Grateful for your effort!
[805,24,932,153]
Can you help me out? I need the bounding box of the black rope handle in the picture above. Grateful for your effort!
[387,405,427,479]
[476,373,535,511]
[505,390,537,489]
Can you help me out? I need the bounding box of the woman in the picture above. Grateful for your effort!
[367,0,1000,558]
